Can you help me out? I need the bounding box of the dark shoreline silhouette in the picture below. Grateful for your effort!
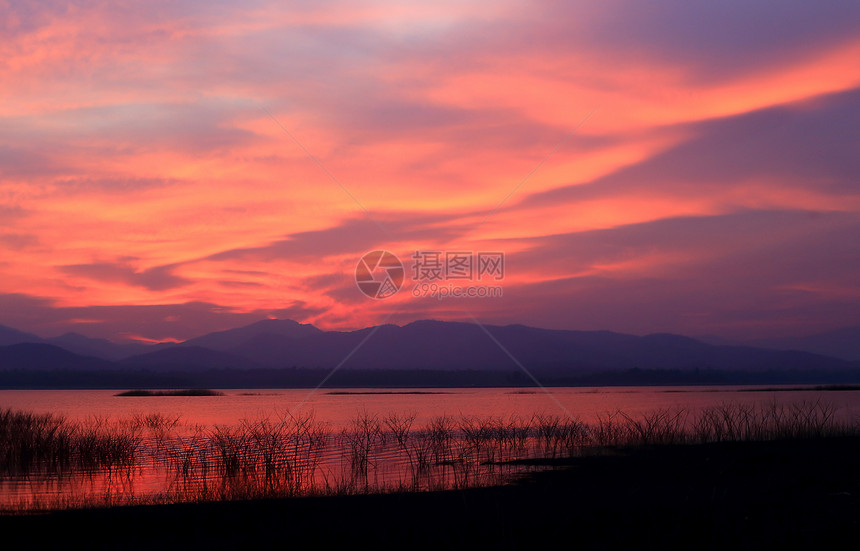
[3,436,857,550]
[1,366,859,390]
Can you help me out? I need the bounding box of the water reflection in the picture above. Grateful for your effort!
[2,391,859,511]
[1,409,541,510]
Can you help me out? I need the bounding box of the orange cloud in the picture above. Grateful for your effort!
[1,1,859,340]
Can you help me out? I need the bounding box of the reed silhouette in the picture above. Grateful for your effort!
[1,399,856,511]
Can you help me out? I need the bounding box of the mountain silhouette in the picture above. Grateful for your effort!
[0,343,114,370]
[0,320,855,376]
[0,325,42,346]
[181,318,322,352]
[121,346,262,370]
[45,332,151,361]
[106,319,856,373]
[748,326,860,361]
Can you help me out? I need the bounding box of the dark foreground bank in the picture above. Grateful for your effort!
[2,437,858,550]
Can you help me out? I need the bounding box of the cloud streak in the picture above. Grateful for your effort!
[0,1,858,341]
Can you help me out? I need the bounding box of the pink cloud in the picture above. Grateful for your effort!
[0,1,858,341]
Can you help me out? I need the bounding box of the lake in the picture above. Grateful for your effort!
[2,385,859,511]
[4,385,860,428]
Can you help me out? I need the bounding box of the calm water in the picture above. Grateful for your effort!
[4,385,860,429]
[2,385,859,511]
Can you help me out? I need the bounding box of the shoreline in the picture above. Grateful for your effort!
[3,436,858,550]
[2,366,859,391]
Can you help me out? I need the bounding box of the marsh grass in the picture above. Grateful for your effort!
[691,400,846,442]
[1,398,857,511]
[0,410,140,476]
[159,411,328,501]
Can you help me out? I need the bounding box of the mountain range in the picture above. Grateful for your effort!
[1,319,858,376]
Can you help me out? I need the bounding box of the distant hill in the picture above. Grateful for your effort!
[121,346,261,370]
[748,326,860,361]
[181,318,322,352]
[225,320,851,373]
[0,325,151,361]
[0,325,42,347]
[0,343,114,370]
[0,320,856,382]
[45,332,151,361]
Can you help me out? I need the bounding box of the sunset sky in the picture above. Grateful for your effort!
[1,0,859,343]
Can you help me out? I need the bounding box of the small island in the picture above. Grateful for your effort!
[115,389,224,397]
